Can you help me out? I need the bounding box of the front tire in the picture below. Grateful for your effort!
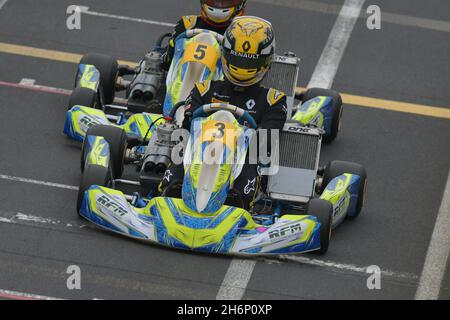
[67,87,98,110]
[79,53,118,104]
[302,88,342,143]
[81,125,127,179]
[306,198,333,254]
[321,160,367,219]
[77,164,111,213]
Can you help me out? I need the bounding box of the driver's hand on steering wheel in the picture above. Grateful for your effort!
[182,105,193,130]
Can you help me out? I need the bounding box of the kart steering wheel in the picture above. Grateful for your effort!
[178,29,224,43]
[192,103,258,129]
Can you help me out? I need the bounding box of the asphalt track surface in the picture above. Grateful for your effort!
[0,0,449,300]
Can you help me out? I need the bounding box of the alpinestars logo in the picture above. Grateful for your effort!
[244,178,256,195]
[163,170,173,182]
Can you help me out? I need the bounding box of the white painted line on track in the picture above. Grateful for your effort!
[78,6,176,28]
[0,174,78,191]
[0,288,63,300]
[308,0,364,89]
[216,259,257,300]
[216,0,366,300]
[19,78,36,85]
[277,256,418,280]
[0,0,7,11]
[415,170,450,300]
[0,79,128,104]
[0,211,86,229]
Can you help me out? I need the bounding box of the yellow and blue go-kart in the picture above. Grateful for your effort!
[76,103,367,255]
[63,29,223,143]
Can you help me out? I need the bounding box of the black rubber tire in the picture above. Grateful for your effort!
[67,87,98,110]
[77,164,111,213]
[81,125,127,179]
[79,53,118,104]
[321,160,367,219]
[306,198,333,254]
[302,88,343,143]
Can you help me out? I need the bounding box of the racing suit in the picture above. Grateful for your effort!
[160,79,288,210]
[163,15,229,70]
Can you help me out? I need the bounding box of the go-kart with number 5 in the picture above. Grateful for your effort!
[63,29,224,142]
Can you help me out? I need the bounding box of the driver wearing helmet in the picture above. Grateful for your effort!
[161,16,287,210]
[163,0,247,70]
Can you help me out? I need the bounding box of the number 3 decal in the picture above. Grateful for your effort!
[212,122,225,138]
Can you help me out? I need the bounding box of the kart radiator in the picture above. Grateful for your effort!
[267,123,321,204]
[278,129,319,170]
[262,54,300,118]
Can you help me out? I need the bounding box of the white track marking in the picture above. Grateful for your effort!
[74,2,450,34]
[308,0,365,89]
[78,6,176,28]
[253,0,450,34]
[216,0,365,300]
[0,174,78,191]
[0,79,128,104]
[0,0,7,11]
[277,256,418,280]
[0,211,86,229]
[0,289,63,300]
[216,259,257,300]
[19,78,36,85]
[415,170,450,300]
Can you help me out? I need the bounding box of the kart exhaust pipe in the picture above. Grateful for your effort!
[154,163,167,175]
[143,90,154,102]
[143,161,156,173]
[132,85,144,101]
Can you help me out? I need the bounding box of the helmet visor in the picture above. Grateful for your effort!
[203,0,243,8]
[223,48,272,70]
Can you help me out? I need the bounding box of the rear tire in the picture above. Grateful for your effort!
[302,88,342,143]
[67,87,98,110]
[321,160,367,219]
[81,125,127,179]
[77,164,111,213]
[79,53,118,104]
[306,198,332,254]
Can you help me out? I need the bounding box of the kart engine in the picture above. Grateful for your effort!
[139,122,179,188]
[127,49,165,112]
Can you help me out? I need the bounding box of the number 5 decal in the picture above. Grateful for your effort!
[194,44,207,60]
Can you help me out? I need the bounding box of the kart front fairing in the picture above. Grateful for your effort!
[79,185,322,255]
[182,111,253,214]
[292,96,334,134]
[64,105,165,142]
[163,31,223,116]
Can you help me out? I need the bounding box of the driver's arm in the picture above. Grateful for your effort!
[182,81,211,129]
[259,94,287,130]
[257,91,288,157]
[162,19,187,71]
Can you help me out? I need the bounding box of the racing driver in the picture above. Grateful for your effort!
[160,16,288,210]
[163,0,248,70]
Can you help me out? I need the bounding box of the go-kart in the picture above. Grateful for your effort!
[77,103,367,255]
[64,29,224,142]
